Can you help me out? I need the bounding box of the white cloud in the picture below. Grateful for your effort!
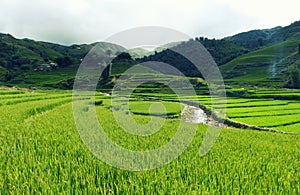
[0,0,299,45]
[216,0,300,28]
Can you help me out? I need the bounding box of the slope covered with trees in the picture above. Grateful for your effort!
[1,20,300,89]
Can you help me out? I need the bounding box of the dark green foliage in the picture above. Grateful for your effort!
[226,88,254,98]
[4,71,14,81]
[271,21,300,42]
[44,78,75,89]
[0,33,90,86]
[55,56,73,67]
[285,65,300,89]
[102,65,110,79]
[110,52,137,76]
[113,52,132,60]
[224,21,300,53]
[220,37,300,87]
[20,64,31,71]
[139,38,248,77]
[224,28,280,50]
[139,48,202,77]
[0,34,64,71]
[89,100,103,106]
[94,100,103,106]
[196,37,249,65]
[1,20,300,89]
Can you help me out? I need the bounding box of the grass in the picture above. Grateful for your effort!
[0,88,299,193]
[23,66,77,85]
[129,101,183,116]
[223,88,300,132]
[221,38,300,86]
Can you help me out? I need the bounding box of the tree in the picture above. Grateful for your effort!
[5,71,14,81]
[286,65,300,88]
[258,38,264,47]
[115,52,132,60]
[55,56,73,67]
[20,64,31,71]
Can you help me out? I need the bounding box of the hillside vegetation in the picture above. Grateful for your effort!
[1,20,300,89]
[220,39,300,86]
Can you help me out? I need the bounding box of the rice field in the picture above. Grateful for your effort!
[0,88,299,193]
[225,97,300,132]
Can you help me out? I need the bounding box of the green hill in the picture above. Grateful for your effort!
[224,21,300,50]
[224,27,282,50]
[0,33,84,86]
[1,20,300,89]
[0,33,64,67]
[219,21,300,88]
[0,35,135,88]
[142,20,300,88]
[220,37,300,87]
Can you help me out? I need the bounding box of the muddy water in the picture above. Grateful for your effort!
[181,105,207,123]
[181,104,226,128]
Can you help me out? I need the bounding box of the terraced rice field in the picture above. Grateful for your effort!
[0,88,299,193]
[224,89,300,132]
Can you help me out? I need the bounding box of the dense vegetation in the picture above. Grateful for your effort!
[141,21,300,88]
[2,20,300,194]
[1,20,300,89]
[3,12,300,195]
[0,88,299,193]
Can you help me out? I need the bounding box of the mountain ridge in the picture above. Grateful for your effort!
[0,20,300,88]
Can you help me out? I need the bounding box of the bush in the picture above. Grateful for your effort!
[285,65,300,89]
[94,100,103,106]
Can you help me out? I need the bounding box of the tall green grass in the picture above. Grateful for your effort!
[0,89,299,193]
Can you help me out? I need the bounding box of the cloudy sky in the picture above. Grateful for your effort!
[0,0,299,45]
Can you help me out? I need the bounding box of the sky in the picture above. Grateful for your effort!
[0,0,299,46]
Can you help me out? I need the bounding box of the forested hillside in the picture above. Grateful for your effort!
[1,20,300,89]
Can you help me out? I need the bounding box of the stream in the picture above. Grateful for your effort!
[181,104,226,128]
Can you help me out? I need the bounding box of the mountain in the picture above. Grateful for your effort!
[224,27,282,50]
[224,21,300,51]
[220,39,300,86]
[220,21,300,87]
[1,20,300,89]
[128,48,151,59]
[0,35,134,88]
[140,20,300,88]
[0,33,88,86]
